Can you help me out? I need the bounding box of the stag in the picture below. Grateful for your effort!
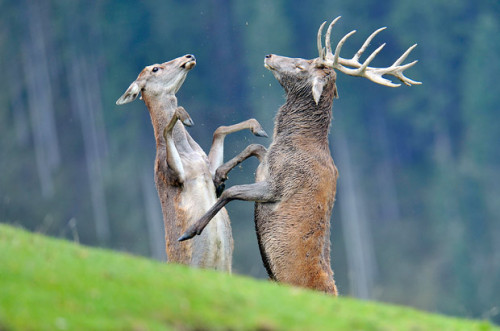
[180,17,420,293]
[116,54,267,272]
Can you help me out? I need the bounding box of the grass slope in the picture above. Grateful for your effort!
[0,224,496,331]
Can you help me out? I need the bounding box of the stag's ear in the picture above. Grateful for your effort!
[116,81,143,105]
[312,76,327,105]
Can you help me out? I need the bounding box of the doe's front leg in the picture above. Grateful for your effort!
[162,106,194,184]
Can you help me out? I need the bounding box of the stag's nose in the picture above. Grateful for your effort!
[265,54,272,59]
[185,54,196,60]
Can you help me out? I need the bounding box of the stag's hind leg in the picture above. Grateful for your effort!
[208,118,268,175]
[214,144,267,196]
[178,181,275,242]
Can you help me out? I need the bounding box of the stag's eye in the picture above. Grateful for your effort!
[152,67,159,72]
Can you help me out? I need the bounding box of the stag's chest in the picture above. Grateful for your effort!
[264,140,334,189]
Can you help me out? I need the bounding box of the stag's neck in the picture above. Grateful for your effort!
[143,94,189,148]
[274,92,333,144]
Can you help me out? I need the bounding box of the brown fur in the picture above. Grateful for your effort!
[147,96,215,266]
[117,55,267,271]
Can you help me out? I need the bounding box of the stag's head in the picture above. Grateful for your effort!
[116,54,196,105]
[265,17,421,105]
[265,54,338,105]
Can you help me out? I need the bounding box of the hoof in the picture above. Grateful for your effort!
[178,232,195,242]
[183,118,194,127]
[254,129,268,138]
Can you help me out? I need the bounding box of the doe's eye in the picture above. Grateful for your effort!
[152,67,159,72]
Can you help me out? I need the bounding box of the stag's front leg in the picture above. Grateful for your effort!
[163,106,193,184]
[208,118,268,175]
[178,181,275,241]
[214,144,267,196]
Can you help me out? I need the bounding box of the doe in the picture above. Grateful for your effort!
[116,54,267,272]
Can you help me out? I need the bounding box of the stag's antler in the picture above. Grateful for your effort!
[317,16,421,87]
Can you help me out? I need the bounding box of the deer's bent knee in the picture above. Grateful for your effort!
[213,126,228,138]
[219,186,235,200]
[246,144,267,160]
[250,143,267,153]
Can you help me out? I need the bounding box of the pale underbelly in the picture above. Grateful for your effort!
[178,174,233,270]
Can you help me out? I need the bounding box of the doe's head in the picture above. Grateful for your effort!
[116,54,196,105]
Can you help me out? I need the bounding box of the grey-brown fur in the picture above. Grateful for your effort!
[180,54,339,294]
[255,56,338,293]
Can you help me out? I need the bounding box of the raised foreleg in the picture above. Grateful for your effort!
[162,106,193,184]
[178,181,276,241]
[208,118,268,175]
[214,144,267,196]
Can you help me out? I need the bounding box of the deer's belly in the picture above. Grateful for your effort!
[178,172,217,219]
[179,173,233,271]
[255,161,337,278]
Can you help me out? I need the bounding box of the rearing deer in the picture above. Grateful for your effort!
[179,18,420,293]
[116,54,267,272]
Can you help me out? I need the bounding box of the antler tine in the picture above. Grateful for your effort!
[367,60,421,86]
[357,43,386,73]
[332,30,357,66]
[353,27,386,63]
[320,18,420,87]
[390,60,422,86]
[317,21,327,59]
[392,43,417,67]
[399,75,422,86]
[325,16,342,57]
[395,59,418,72]
[386,43,421,86]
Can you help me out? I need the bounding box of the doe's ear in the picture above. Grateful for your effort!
[116,81,143,105]
[312,76,327,105]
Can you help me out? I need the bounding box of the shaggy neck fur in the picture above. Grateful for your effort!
[274,79,336,144]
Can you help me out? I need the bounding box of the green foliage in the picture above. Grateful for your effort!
[1,224,496,331]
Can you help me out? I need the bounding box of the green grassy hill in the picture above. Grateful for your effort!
[0,224,496,330]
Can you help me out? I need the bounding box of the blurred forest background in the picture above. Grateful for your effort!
[1,0,499,324]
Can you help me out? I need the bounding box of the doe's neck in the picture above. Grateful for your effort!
[143,93,179,144]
